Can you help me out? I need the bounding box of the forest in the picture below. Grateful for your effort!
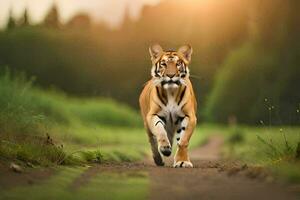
[0,1,300,199]
[1,0,298,125]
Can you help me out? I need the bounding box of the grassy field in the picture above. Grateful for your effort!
[0,167,149,200]
[0,70,207,167]
[1,69,299,184]
[222,125,300,183]
[0,70,144,165]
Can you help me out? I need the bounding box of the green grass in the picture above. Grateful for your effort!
[0,70,141,133]
[0,139,81,166]
[0,69,144,166]
[190,124,226,147]
[223,126,300,183]
[0,69,209,166]
[0,167,149,200]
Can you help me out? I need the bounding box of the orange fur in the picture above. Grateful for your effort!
[139,44,197,167]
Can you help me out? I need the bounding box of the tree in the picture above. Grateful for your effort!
[43,4,60,28]
[204,0,300,125]
[121,5,132,29]
[6,8,16,30]
[19,8,30,27]
[66,13,91,29]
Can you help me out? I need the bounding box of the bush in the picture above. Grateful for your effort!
[204,42,300,125]
[0,69,141,138]
[0,69,143,165]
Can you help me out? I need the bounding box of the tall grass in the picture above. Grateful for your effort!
[0,69,142,165]
[224,126,300,182]
[0,69,141,136]
[0,71,47,136]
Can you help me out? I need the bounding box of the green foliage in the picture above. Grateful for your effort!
[6,9,16,30]
[0,69,208,166]
[79,150,103,163]
[69,99,141,127]
[0,70,143,165]
[296,142,300,160]
[227,127,244,145]
[0,0,251,118]
[0,69,141,133]
[256,132,295,161]
[0,139,80,166]
[205,0,300,125]
[225,127,300,162]
[205,43,276,124]
[205,40,299,124]
[223,126,300,182]
[43,4,60,28]
[0,167,149,200]
[19,8,30,27]
[0,70,47,135]
[1,0,299,124]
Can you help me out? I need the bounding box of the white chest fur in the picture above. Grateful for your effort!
[155,87,187,145]
[158,91,183,123]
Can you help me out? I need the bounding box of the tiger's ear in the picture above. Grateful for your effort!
[149,44,163,63]
[178,45,193,63]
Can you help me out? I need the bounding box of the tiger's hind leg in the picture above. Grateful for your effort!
[147,130,164,166]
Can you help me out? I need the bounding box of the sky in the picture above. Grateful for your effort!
[0,0,160,29]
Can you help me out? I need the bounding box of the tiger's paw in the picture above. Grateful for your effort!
[159,145,172,157]
[153,154,165,166]
[173,161,193,168]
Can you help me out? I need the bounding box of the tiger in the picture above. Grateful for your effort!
[139,44,197,168]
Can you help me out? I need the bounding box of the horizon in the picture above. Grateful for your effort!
[0,0,160,29]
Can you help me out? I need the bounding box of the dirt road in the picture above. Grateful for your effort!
[149,136,298,200]
[0,136,299,200]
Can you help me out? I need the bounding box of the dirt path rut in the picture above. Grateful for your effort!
[149,136,298,200]
[1,136,299,200]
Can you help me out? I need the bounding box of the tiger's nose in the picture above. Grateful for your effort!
[166,74,175,78]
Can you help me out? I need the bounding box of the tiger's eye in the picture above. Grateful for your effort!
[160,62,167,67]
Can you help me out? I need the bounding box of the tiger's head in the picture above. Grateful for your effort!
[149,44,193,89]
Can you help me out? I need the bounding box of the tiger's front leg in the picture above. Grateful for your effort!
[174,114,197,168]
[146,114,172,159]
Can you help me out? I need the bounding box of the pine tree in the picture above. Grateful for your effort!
[67,13,91,29]
[43,4,60,28]
[6,8,16,30]
[19,8,30,27]
[122,5,131,28]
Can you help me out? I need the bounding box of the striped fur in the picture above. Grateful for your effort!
[139,44,197,168]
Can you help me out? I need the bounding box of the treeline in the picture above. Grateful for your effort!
[0,0,299,125]
[6,4,91,30]
[205,0,300,125]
